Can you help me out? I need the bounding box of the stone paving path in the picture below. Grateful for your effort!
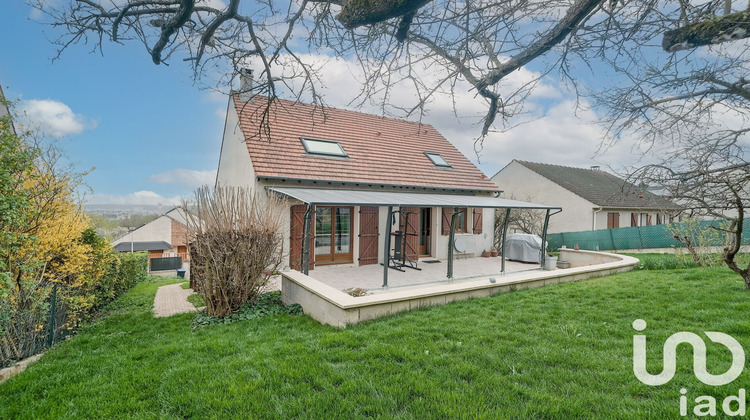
[153,283,199,317]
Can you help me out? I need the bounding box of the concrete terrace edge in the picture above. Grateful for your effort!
[281,250,639,328]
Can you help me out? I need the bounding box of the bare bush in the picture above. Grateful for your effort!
[667,218,726,268]
[185,186,285,318]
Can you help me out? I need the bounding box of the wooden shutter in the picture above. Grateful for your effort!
[631,213,638,227]
[358,206,379,265]
[607,213,619,229]
[656,214,662,225]
[647,214,653,226]
[441,207,454,235]
[290,205,314,271]
[400,207,419,260]
[472,208,483,234]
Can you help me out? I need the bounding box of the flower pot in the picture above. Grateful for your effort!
[490,250,498,257]
[481,251,490,258]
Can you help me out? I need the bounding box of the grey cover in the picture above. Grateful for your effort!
[505,233,544,263]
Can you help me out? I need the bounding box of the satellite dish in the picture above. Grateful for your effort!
[454,238,467,252]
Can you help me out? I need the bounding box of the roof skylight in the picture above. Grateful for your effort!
[300,137,348,157]
[425,152,451,168]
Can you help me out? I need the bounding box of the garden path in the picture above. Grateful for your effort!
[153,283,198,317]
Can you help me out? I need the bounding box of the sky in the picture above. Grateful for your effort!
[0,2,624,207]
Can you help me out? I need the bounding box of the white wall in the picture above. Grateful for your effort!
[112,216,172,246]
[215,97,257,189]
[491,161,595,233]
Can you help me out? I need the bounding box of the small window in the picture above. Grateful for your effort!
[425,152,451,168]
[300,138,347,157]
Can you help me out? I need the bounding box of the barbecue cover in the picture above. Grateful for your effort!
[505,233,544,263]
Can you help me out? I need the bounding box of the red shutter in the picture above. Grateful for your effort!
[400,207,419,260]
[290,205,314,271]
[441,207,454,235]
[358,206,379,265]
[472,208,483,234]
[631,213,638,227]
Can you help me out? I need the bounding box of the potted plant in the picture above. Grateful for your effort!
[490,247,498,257]
[481,250,491,258]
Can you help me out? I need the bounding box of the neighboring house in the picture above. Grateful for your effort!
[111,208,190,261]
[491,160,682,234]
[214,79,537,272]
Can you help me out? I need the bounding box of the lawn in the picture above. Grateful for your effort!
[1,265,750,419]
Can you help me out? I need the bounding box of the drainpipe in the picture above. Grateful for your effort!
[592,206,604,230]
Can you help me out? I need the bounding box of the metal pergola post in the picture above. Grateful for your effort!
[382,205,394,288]
[301,204,313,275]
[540,208,551,268]
[447,207,460,280]
[501,208,511,274]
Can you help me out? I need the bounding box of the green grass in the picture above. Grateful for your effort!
[2,268,750,418]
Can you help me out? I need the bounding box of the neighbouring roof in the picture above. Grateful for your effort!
[513,160,682,210]
[232,95,499,192]
[113,241,172,252]
[270,187,560,209]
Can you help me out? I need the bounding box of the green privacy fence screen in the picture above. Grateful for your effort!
[547,219,750,251]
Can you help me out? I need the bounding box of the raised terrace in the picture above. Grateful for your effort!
[282,249,639,327]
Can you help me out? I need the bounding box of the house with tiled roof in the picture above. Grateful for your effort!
[491,160,682,234]
[215,76,555,273]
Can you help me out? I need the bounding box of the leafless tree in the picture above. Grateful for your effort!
[33,0,750,141]
[629,138,750,287]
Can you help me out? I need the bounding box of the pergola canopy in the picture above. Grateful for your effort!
[269,187,561,210]
[270,186,561,287]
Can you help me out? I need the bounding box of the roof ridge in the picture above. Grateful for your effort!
[234,94,438,131]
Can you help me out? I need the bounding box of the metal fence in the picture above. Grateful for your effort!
[0,283,69,369]
[547,219,750,251]
[150,256,183,271]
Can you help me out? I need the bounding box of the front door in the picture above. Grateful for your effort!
[418,207,431,256]
[315,206,353,265]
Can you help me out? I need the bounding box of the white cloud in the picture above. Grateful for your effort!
[19,99,95,138]
[88,191,184,206]
[265,54,625,176]
[149,169,217,188]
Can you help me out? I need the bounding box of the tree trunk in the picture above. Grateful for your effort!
[336,0,432,29]
[663,11,750,52]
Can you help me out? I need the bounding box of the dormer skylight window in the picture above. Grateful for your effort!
[300,137,348,157]
[425,152,451,168]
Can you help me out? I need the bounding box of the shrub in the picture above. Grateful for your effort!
[666,218,725,267]
[634,253,699,270]
[192,291,302,328]
[116,252,148,293]
[187,186,285,318]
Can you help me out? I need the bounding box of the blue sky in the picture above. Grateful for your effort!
[0,2,617,206]
[1,2,226,205]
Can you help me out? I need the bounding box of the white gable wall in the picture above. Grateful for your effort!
[492,161,595,234]
[111,216,173,246]
[215,97,257,189]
